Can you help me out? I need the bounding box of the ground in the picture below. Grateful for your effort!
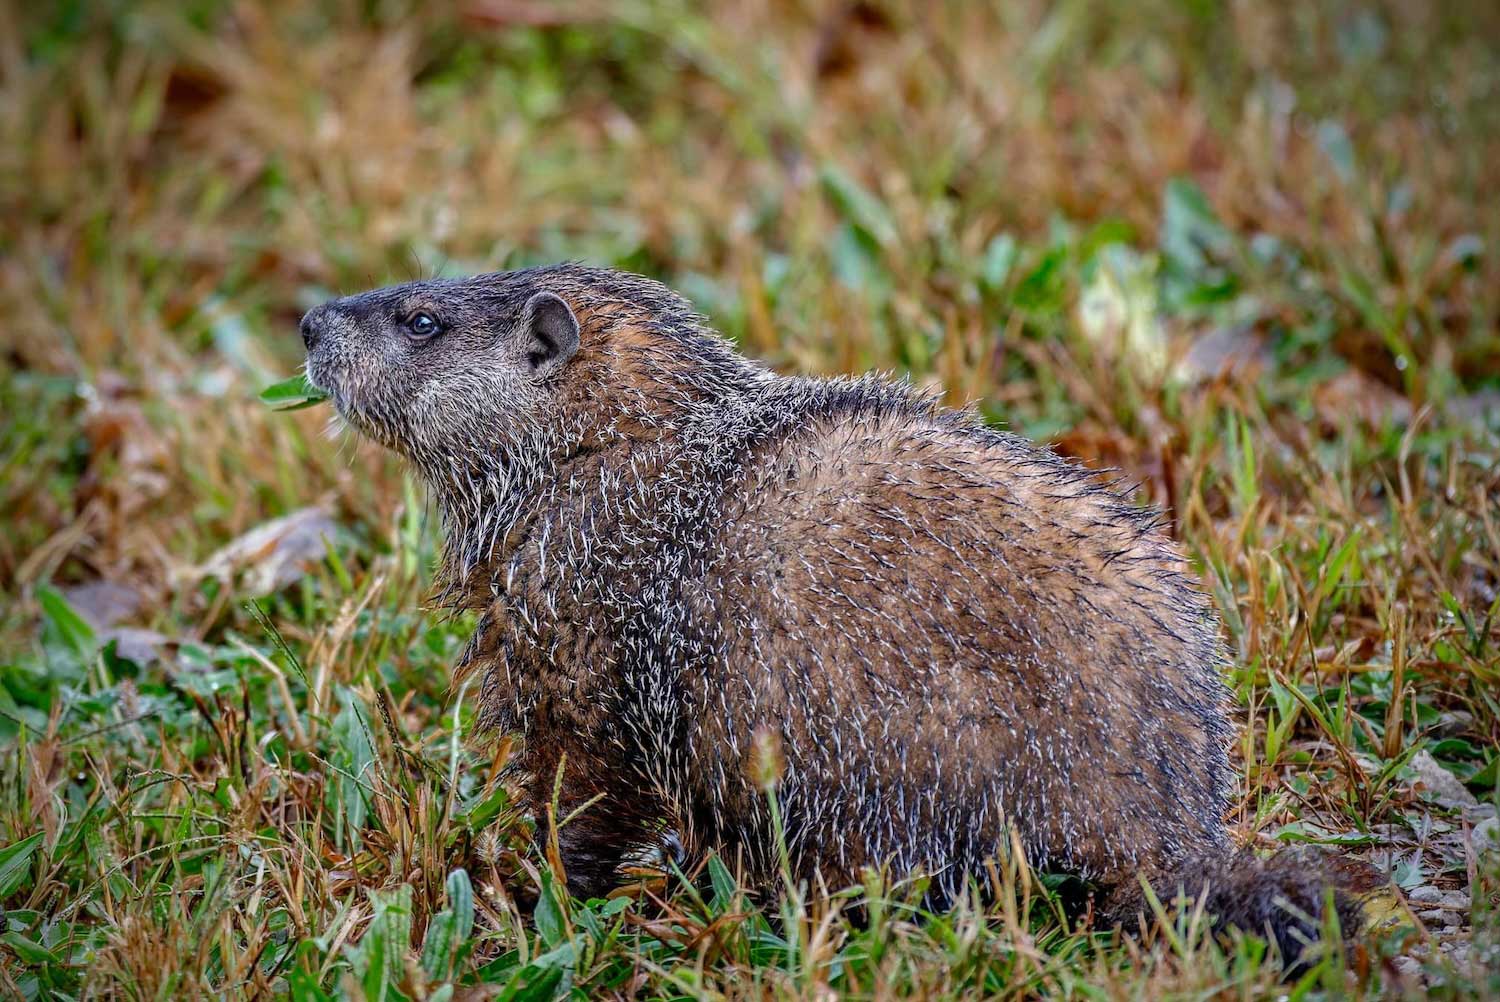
[1,1,1498,999]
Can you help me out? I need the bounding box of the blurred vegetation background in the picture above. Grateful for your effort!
[1,0,1498,998]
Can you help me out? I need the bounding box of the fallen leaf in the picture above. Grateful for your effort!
[193,507,340,596]
[1408,749,1479,812]
[102,627,172,667]
[60,580,143,631]
[1175,324,1271,384]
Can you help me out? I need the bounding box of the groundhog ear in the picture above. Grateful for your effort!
[522,291,580,378]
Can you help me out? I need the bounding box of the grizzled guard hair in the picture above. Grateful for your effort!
[302,263,1360,964]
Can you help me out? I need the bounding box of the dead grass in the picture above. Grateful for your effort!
[1,0,1497,998]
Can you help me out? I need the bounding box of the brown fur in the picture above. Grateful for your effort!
[301,263,1358,963]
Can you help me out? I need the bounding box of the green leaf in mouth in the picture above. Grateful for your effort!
[259,373,329,411]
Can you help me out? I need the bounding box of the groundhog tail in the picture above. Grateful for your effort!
[1105,847,1364,968]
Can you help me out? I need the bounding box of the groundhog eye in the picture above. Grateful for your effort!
[407,312,440,339]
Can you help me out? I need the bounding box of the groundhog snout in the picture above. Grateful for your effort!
[299,303,334,351]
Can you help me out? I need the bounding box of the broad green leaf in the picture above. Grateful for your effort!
[421,869,475,982]
[1159,177,1238,309]
[534,871,567,949]
[259,373,329,411]
[462,784,511,833]
[347,884,413,1002]
[421,912,460,983]
[507,965,566,1002]
[36,584,96,668]
[500,943,577,1002]
[0,831,45,900]
[1,931,57,965]
[445,869,474,943]
[1465,755,1498,791]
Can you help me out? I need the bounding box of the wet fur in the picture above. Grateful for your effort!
[304,263,1357,964]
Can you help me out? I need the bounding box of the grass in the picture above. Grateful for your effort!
[2,0,1499,997]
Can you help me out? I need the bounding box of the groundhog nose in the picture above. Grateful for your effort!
[299,306,327,350]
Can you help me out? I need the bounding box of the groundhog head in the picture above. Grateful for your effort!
[300,275,581,466]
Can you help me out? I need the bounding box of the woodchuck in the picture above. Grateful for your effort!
[300,263,1358,961]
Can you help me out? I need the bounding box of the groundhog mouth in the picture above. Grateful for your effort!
[326,395,390,447]
[301,363,384,445]
[301,363,329,398]
[300,362,345,417]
